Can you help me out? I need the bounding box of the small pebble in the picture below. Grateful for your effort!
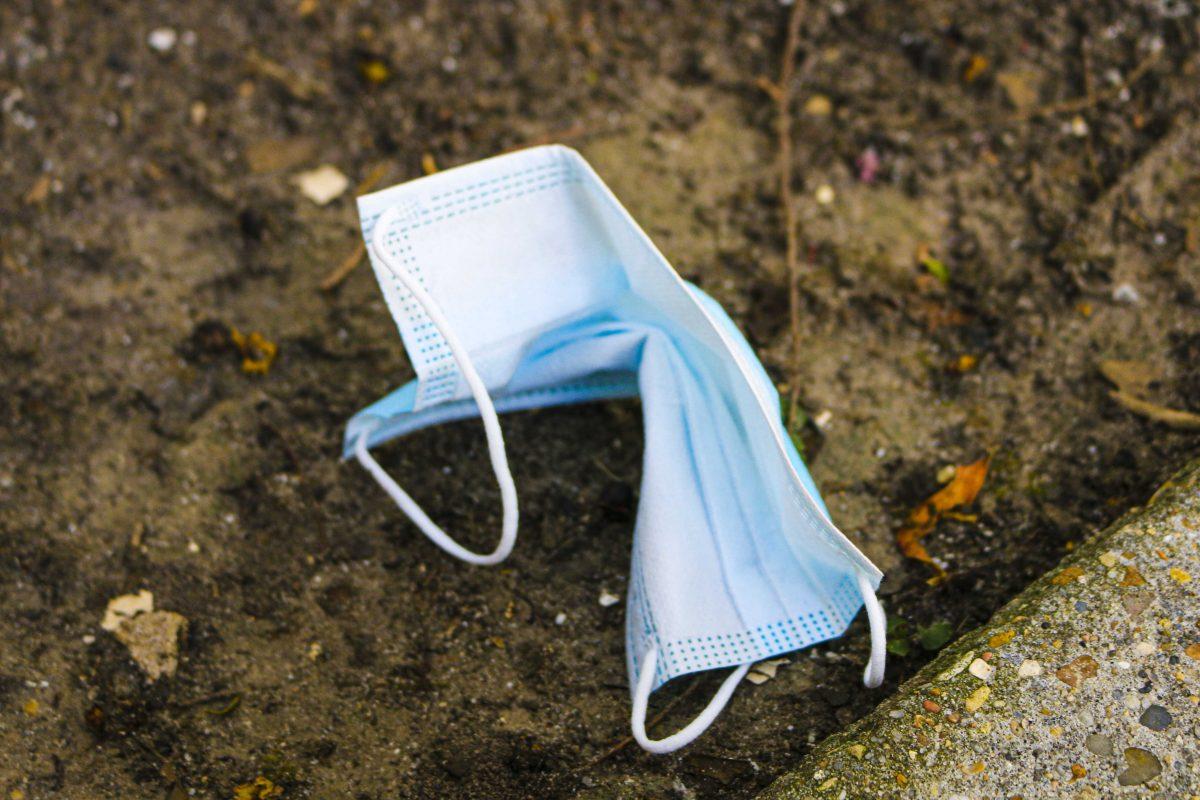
[147,27,178,52]
[1134,641,1155,657]
[964,685,990,713]
[598,590,619,607]
[554,612,566,625]
[1069,115,1089,137]
[1098,551,1120,568]
[815,184,835,205]
[1139,704,1172,731]
[1117,747,1162,786]
[968,658,994,681]
[1112,283,1140,304]
[1017,659,1042,678]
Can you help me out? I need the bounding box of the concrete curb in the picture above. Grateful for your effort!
[758,457,1200,800]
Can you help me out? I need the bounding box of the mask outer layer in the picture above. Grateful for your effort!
[344,145,886,752]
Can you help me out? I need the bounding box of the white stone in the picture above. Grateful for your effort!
[1017,659,1043,678]
[147,28,178,52]
[293,165,349,206]
[968,658,995,681]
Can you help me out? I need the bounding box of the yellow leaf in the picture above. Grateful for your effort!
[896,456,990,573]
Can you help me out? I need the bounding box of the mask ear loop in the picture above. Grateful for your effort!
[630,574,885,754]
[353,206,518,567]
[630,646,752,754]
[856,571,886,688]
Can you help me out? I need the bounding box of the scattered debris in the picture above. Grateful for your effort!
[147,28,178,52]
[246,50,325,100]
[962,54,988,83]
[294,164,349,205]
[814,184,835,205]
[996,70,1039,111]
[895,456,990,576]
[1111,282,1141,304]
[319,241,366,292]
[856,147,881,183]
[1110,391,1200,430]
[233,776,283,800]
[598,590,619,607]
[802,94,832,116]
[746,658,789,685]
[421,152,440,175]
[359,58,392,85]
[244,137,317,174]
[1068,115,1090,137]
[1100,359,1200,430]
[23,174,51,205]
[230,328,278,375]
[101,590,154,632]
[116,611,188,681]
[100,590,186,680]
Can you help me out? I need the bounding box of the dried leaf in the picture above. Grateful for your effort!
[1099,360,1162,395]
[896,456,990,572]
[233,776,283,800]
[24,174,52,205]
[230,328,278,375]
[1110,391,1200,430]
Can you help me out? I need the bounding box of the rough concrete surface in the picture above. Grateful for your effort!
[759,457,1200,800]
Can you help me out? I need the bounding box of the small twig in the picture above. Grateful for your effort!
[1011,48,1161,122]
[355,161,391,196]
[586,676,704,765]
[769,1,814,413]
[319,240,366,292]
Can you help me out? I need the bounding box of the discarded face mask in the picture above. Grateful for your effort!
[343,145,886,753]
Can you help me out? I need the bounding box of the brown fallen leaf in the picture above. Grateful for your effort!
[1109,391,1200,430]
[24,174,52,205]
[1099,360,1200,429]
[896,456,990,575]
[1099,360,1161,395]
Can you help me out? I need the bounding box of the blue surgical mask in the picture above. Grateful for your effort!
[343,145,886,753]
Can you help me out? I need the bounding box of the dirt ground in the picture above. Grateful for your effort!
[2,2,1198,798]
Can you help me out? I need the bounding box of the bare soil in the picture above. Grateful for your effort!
[2,2,1198,798]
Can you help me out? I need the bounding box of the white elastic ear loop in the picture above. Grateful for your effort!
[856,571,886,688]
[630,646,751,754]
[353,206,518,567]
